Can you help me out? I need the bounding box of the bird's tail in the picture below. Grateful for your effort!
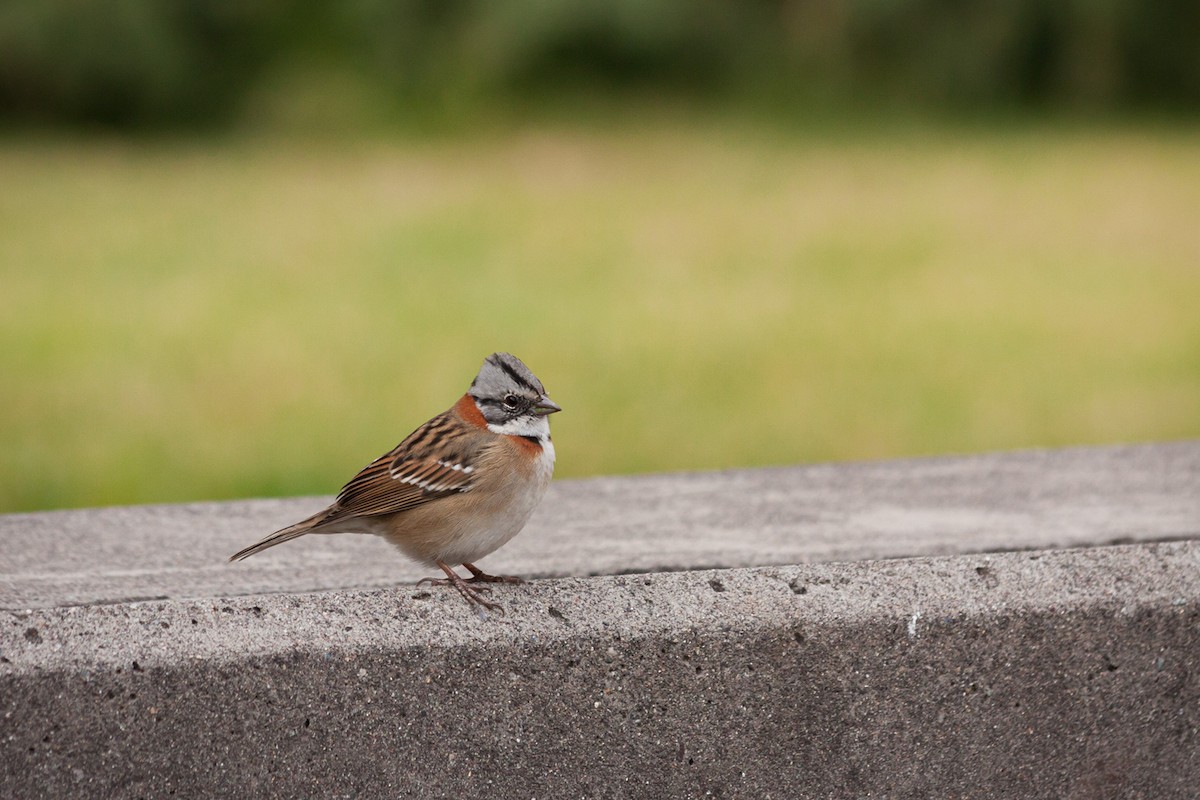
[229,509,333,562]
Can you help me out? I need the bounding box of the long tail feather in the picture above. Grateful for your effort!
[229,509,331,562]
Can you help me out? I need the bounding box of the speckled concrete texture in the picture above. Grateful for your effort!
[2,443,1199,798]
[3,441,1198,609]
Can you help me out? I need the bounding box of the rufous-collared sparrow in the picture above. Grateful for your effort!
[230,352,560,611]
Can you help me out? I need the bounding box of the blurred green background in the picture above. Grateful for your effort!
[1,1,1198,512]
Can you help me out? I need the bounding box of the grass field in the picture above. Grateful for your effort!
[2,116,1198,512]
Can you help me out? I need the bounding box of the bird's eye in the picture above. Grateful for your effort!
[502,394,520,410]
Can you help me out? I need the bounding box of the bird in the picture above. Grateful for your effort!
[230,352,560,611]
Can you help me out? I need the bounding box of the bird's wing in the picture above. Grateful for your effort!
[326,411,486,520]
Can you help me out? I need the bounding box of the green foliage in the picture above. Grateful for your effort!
[1,0,1198,127]
[0,0,278,126]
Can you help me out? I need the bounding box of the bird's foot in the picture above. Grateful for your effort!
[463,562,525,585]
[418,561,504,612]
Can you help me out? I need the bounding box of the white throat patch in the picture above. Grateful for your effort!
[486,413,551,442]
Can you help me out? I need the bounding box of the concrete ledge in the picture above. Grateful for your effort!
[2,442,1199,797]
[4,441,1197,608]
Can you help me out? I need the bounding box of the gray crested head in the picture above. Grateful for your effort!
[469,353,561,426]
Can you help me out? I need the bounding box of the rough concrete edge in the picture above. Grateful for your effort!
[3,540,1197,674]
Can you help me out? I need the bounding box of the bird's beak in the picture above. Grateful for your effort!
[533,396,562,416]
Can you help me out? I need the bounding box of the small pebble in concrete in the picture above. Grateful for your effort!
[907,611,922,639]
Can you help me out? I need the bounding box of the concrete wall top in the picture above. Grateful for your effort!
[3,442,1198,798]
[3,441,1197,610]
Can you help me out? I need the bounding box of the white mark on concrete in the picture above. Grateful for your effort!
[907,610,922,639]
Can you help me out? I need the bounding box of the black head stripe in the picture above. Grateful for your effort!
[490,354,535,391]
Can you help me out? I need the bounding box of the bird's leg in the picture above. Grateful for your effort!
[462,562,525,585]
[417,560,502,611]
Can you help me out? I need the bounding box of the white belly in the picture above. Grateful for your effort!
[436,439,555,566]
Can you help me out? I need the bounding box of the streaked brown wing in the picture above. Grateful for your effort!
[327,410,482,520]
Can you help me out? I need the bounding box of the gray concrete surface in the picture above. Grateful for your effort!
[3,441,1197,609]
[2,442,1199,798]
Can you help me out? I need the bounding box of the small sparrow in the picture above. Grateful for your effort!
[230,352,560,611]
